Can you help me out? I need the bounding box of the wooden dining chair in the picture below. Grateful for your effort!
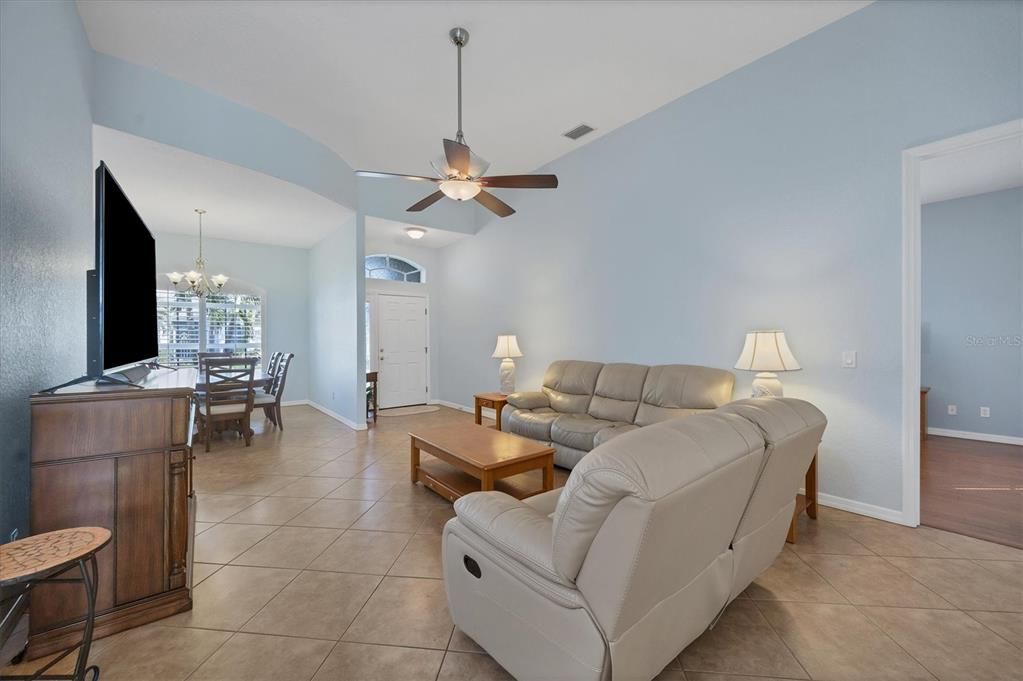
[264,351,283,392]
[254,352,294,430]
[195,356,258,451]
[197,350,232,372]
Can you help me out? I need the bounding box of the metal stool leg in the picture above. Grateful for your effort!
[73,556,100,681]
[4,556,102,681]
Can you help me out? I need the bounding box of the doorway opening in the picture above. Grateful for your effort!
[902,119,1022,547]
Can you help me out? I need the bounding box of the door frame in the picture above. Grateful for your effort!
[900,118,1022,527]
[366,291,430,407]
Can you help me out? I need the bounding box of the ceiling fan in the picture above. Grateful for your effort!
[354,27,558,218]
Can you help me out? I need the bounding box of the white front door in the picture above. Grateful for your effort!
[377,293,428,408]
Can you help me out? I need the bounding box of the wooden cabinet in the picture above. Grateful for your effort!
[27,371,195,659]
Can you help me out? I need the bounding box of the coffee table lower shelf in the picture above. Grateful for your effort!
[416,459,561,502]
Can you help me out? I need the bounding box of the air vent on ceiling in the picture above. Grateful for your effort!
[563,124,595,140]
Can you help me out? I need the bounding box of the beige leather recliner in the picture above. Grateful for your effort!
[503,360,736,469]
[443,398,826,681]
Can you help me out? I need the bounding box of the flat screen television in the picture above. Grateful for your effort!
[87,162,158,377]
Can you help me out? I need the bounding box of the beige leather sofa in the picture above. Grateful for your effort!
[443,397,826,681]
[503,360,735,468]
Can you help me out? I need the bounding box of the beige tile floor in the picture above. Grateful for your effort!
[4,405,1022,681]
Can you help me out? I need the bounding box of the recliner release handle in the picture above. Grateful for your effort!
[463,555,482,579]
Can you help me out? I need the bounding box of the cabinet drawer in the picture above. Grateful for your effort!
[32,398,173,462]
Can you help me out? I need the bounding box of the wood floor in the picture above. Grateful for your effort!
[921,435,1023,548]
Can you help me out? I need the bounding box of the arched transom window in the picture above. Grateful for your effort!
[365,254,424,283]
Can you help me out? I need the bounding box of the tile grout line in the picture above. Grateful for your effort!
[960,610,1023,651]
[785,545,948,680]
[745,597,814,681]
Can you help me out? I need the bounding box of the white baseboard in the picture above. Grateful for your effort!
[811,491,908,526]
[306,400,367,431]
[429,399,499,420]
[927,428,1023,446]
[281,399,309,407]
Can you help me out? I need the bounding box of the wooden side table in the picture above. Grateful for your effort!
[786,451,818,544]
[1,527,112,681]
[366,371,378,420]
[474,392,509,431]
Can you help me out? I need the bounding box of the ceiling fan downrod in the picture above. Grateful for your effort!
[450,27,469,145]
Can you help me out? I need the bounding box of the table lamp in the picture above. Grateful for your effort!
[492,335,523,394]
[734,330,801,397]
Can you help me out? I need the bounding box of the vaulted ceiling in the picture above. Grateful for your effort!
[78,1,870,178]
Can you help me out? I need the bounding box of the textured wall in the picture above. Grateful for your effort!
[922,188,1022,437]
[155,232,313,402]
[436,0,1022,514]
[0,1,96,538]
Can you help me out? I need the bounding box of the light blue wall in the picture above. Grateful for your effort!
[922,188,1022,438]
[309,215,366,426]
[0,0,96,539]
[155,232,312,402]
[92,54,356,209]
[436,0,1022,513]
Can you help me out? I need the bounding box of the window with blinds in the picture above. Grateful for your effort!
[206,292,262,357]
[156,289,263,366]
[157,289,200,366]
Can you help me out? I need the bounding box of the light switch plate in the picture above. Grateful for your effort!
[841,351,857,368]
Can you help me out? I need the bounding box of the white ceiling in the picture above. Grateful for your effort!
[78,1,870,177]
[366,216,468,250]
[94,125,354,247]
[921,133,1023,204]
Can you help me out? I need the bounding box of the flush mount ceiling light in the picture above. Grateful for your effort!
[165,209,229,298]
[354,27,558,218]
[405,227,427,239]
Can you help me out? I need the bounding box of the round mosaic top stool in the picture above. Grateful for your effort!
[1,527,111,681]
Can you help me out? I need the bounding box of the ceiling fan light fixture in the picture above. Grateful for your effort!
[439,179,481,201]
[405,227,427,240]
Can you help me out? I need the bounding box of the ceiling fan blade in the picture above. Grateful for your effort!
[443,139,471,176]
[479,174,559,189]
[406,190,445,212]
[355,170,440,182]
[474,190,516,218]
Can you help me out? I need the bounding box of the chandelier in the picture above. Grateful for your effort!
[165,209,228,297]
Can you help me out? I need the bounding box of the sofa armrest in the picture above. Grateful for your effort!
[506,391,550,410]
[523,488,562,516]
[453,491,567,585]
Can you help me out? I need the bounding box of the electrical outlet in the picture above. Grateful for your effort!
[980,406,991,418]
[947,404,958,415]
[841,351,857,368]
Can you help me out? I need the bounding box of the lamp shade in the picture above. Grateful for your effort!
[492,335,523,359]
[735,330,801,372]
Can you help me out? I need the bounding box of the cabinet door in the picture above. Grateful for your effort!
[30,458,116,632]
[115,451,167,604]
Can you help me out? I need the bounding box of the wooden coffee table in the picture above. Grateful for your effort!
[410,424,557,502]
